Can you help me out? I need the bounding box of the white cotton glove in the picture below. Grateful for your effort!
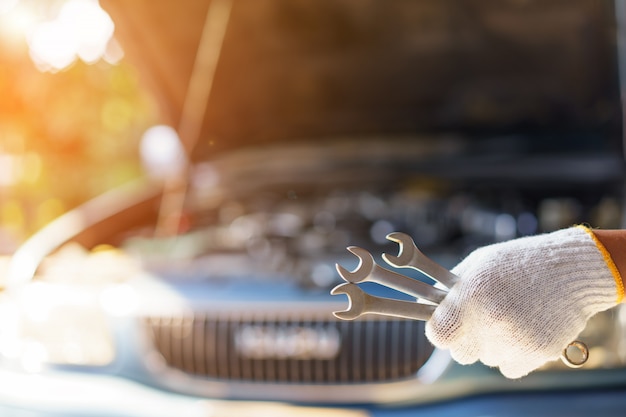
[425,226,624,379]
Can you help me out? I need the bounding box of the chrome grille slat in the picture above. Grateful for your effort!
[390,319,399,380]
[262,316,274,382]
[144,312,433,384]
[338,320,348,382]
[365,319,374,382]
[195,315,207,376]
[239,314,252,381]
[377,318,386,381]
[404,319,412,377]
[229,316,241,380]
[174,317,185,372]
[206,318,218,377]
[217,319,228,379]
[161,317,171,364]
[352,319,361,382]
[184,316,194,374]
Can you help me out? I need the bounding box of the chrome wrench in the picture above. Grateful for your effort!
[335,246,447,304]
[331,282,436,321]
[382,232,459,290]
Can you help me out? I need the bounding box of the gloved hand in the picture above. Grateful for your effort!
[425,226,624,379]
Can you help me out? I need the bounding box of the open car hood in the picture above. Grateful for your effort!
[100,0,623,161]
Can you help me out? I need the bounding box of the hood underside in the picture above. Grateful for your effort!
[100,0,622,160]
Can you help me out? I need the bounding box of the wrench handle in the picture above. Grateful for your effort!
[370,264,447,304]
[365,294,436,321]
[384,250,460,290]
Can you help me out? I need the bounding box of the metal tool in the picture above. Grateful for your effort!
[331,232,588,369]
[383,232,460,290]
[335,246,447,304]
[331,282,436,321]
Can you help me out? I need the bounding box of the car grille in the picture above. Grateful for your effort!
[144,312,434,384]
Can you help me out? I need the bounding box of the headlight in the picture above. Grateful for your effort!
[0,281,118,371]
[0,243,143,372]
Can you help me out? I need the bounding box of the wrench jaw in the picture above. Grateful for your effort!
[383,231,460,290]
[382,232,415,268]
[330,283,364,320]
[335,246,376,284]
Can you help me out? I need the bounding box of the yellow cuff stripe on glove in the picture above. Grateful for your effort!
[578,225,625,303]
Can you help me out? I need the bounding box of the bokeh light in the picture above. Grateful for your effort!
[0,0,159,252]
[27,0,115,72]
[0,0,19,14]
[140,125,188,180]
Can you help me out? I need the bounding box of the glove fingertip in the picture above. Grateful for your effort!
[499,366,530,380]
[425,305,464,345]
[450,349,479,366]
[425,313,459,349]
[498,357,547,379]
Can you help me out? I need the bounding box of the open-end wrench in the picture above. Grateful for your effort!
[335,246,447,304]
[382,232,460,290]
[330,282,436,321]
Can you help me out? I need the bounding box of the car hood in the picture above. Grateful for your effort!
[100,0,622,161]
